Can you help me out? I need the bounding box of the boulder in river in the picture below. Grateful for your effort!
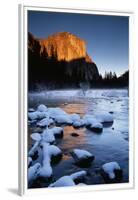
[71,149,95,167]
[101,162,123,183]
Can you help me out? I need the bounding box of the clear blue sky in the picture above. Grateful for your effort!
[28,10,129,76]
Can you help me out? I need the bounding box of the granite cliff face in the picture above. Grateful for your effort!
[28,32,100,89]
[39,32,92,62]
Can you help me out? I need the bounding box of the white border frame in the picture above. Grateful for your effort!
[18,4,134,196]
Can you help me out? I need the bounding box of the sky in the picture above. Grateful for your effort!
[28,10,129,77]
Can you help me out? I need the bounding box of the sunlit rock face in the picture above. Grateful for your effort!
[39,32,89,62]
[28,32,100,89]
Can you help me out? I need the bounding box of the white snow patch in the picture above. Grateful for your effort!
[72,149,93,159]
[37,117,54,127]
[28,157,32,167]
[69,114,80,122]
[31,133,41,141]
[54,114,72,124]
[95,112,113,123]
[102,162,121,179]
[42,129,55,144]
[28,111,47,121]
[28,141,39,157]
[28,163,41,184]
[49,176,75,187]
[39,142,62,179]
[37,104,47,112]
[90,122,103,129]
[83,114,98,126]
[73,119,85,127]
[48,107,67,118]
[70,170,87,181]
[51,127,63,136]
[49,170,86,187]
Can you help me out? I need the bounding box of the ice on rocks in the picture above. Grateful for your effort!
[28,157,32,167]
[95,112,114,123]
[31,133,41,141]
[69,114,80,122]
[102,162,121,179]
[70,171,87,181]
[73,119,85,128]
[89,122,103,133]
[51,127,63,138]
[47,144,62,157]
[83,114,98,126]
[48,107,67,118]
[47,107,72,124]
[49,170,87,187]
[54,114,72,125]
[37,117,54,127]
[37,104,47,112]
[71,149,95,167]
[42,129,56,144]
[28,108,35,112]
[28,111,47,121]
[72,149,93,159]
[28,111,39,121]
[39,142,62,179]
[28,141,40,157]
[28,163,41,185]
[49,176,75,187]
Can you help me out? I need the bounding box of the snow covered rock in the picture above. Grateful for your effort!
[69,114,80,122]
[31,133,41,141]
[95,112,114,123]
[39,143,53,179]
[31,127,64,145]
[70,171,87,183]
[49,176,75,187]
[28,108,35,112]
[83,114,98,127]
[54,114,72,125]
[48,144,62,164]
[37,117,54,127]
[48,107,72,125]
[39,142,62,180]
[42,129,56,144]
[51,127,64,138]
[71,149,95,167]
[28,141,39,160]
[48,107,67,118]
[28,111,47,121]
[101,162,123,182]
[49,170,87,187]
[88,122,103,133]
[28,157,32,167]
[73,119,85,128]
[28,111,39,121]
[28,163,41,186]
[37,104,47,112]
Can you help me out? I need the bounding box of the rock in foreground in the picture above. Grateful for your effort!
[101,162,123,183]
[71,149,95,167]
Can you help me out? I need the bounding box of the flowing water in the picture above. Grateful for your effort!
[28,89,129,187]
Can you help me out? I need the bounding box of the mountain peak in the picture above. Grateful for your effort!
[28,32,99,89]
[39,31,89,62]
